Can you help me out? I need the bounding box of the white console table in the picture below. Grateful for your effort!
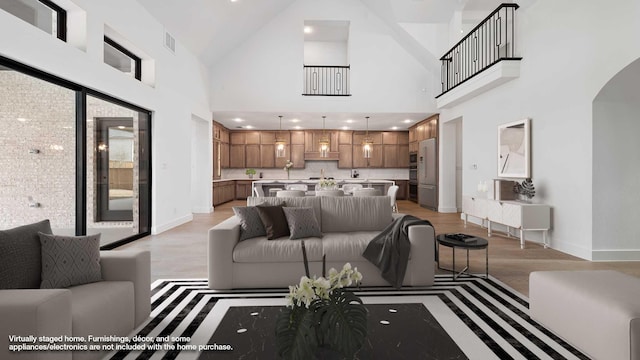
[462,196,550,249]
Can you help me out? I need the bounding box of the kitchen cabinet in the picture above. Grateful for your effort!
[230,132,245,145]
[290,144,305,168]
[213,140,221,180]
[394,180,408,200]
[235,180,253,200]
[383,145,400,168]
[246,131,260,144]
[260,131,275,144]
[245,144,260,168]
[213,181,235,206]
[291,131,305,145]
[339,131,352,144]
[229,144,245,168]
[338,144,352,168]
[260,144,275,168]
[220,142,229,168]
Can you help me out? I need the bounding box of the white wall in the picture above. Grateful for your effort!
[438,0,640,260]
[210,0,437,114]
[0,0,211,234]
[592,57,640,260]
[191,115,213,214]
[304,41,348,65]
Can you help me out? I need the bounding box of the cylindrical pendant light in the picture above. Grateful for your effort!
[275,115,286,158]
[319,115,330,158]
[363,116,373,159]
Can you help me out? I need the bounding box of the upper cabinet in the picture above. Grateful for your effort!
[215,122,415,170]
[409,114,439,154]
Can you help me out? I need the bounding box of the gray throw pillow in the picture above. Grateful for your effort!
[283,207,322,240]
[0,219,52,289]
[39,232,102,289]
[233,206,267,241]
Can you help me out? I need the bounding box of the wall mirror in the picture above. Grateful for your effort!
[497,118,530,178]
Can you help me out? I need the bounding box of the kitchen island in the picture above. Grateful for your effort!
[251,179,396,196]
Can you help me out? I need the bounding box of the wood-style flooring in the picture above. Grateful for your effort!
[118,200,640,296]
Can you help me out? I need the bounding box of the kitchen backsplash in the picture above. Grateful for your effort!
[221,161,409,180]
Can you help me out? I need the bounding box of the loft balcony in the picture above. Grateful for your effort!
[436,3,522,108]
[302,65,351,96]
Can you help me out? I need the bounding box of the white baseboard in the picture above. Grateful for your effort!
[591,249,640,261]
[152,214,193,235]
[192,206,213,214]
[438,206,458,213]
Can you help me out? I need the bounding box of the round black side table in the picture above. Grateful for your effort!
[436,234,489,280]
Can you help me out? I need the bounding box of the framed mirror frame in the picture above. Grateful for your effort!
[497,118,530,178]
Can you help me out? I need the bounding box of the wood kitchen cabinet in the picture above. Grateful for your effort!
[229,144,245,168]
[338,144,352,168]
[213,140,221,180]
[213,181,235,206]
[235,180,253,200]
[245,144,260,168]
[260,144,275,168]
[290,144,305,168]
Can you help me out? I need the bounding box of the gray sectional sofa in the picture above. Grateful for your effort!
[0,221,150,360]
[208,195,435,289]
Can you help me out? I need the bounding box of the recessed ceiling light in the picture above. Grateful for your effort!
[345,119,354,123]
[290,119,300,123]
[230,0,238,2]
[294,126,302,130]
[391,126,398,130]
[244,125,254,129]
[304,26,313,34]
[342,126,349,130]
[234,118,244,122]
[16,117,27,122]
[403,119,412,123]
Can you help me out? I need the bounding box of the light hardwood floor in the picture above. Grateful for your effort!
[119,200,640,296]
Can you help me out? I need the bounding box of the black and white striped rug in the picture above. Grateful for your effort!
[107,276,588,360]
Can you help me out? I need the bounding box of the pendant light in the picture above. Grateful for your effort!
[319,115,330,158]
[275,115,286,158]
[363,116,373,159]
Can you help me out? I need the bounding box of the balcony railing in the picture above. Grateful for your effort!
[437,3,521,97]
[302,65,351,96]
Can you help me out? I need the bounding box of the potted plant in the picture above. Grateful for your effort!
[245,168,256,179]
[276,241,367,359]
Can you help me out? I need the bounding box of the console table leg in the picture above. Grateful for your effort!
[463,213,468,227]
[543,230,548,249]
[520,229,525,249]
[487,221,492,237]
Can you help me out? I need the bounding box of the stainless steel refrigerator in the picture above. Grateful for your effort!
[418,138,438,210]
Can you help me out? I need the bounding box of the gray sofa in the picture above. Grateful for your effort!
[0,221,150,360]
[208,196,435,289]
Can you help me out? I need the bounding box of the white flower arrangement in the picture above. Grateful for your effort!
[286,263,363,308]
[283,160,294,171]
[318,179,337,188]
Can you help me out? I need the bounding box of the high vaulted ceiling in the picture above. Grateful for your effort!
[136,0,512,130]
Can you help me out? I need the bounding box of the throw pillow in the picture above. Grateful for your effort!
[39,232,102,289]
[233,206,267,241]
[0,219,52,289]
[255,204,290,240]
[283,207,322,240]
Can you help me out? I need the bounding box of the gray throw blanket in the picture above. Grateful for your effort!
[362,215,434,288]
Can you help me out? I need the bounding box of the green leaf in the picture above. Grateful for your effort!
[314,289,368,358]
[275,306,319,360]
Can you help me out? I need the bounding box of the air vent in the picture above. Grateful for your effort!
[164,31,175,53]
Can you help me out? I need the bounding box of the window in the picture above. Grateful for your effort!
[0,0,66,41]
[104,36,141,80]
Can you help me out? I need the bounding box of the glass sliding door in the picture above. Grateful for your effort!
[1,57,151,247]
[87,95,150,247]
[0,65,76,234]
